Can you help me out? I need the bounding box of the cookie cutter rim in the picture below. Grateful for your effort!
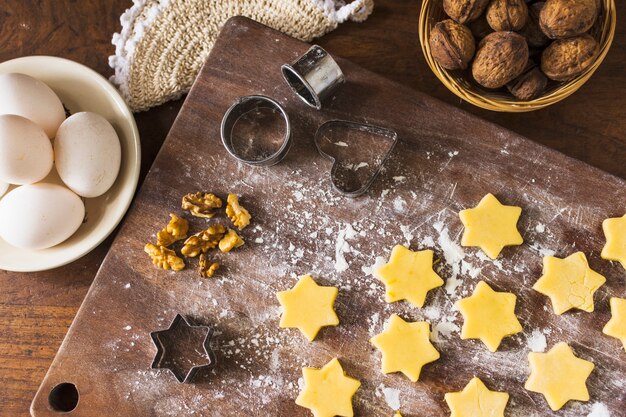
[150,313,216,384]
[281,45,345,110]
[220,95,292,167]
[314,120,398,198]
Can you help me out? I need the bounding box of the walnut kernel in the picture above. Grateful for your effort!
[156,213,189,247]
[429,19,476,70]
[540,0,598,39]
[145,243,185,271]
[181,192,222,218]
[225,194,251,230]
[199,254,219,278]
[486,0,528,31]
[472,31,529,89]
[219,228,245,253]
[181,224,227,257]
[541,34,599,81]
[443,0,491,24]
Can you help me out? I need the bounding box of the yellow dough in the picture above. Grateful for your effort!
[374,245,444,308]
[276,274,339,341]
[455,281,523,352]
[296,358,361,417]
[370,314,440,382]
[601,214,626,269]
[445,377,509,417]
[393,413,402,417]
[533,252,606,315]
[459,193,523,259]
[525,342,594,411]
[603,297,626,350]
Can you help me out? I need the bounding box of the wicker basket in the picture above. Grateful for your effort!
[418,0,616,112]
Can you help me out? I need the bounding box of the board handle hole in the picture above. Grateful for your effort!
[48,382,79,412]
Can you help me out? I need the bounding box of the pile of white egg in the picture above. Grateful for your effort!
[0,73,121,250]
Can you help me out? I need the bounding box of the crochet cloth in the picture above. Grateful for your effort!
[109,0,374,112]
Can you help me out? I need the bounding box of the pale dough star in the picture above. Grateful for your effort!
[276,274,339,341]
[445,377,509,417]
[459,193,523,259]
[370,314,440,382]
[533,252,606,315]
[374,245,444,308]
[525,342,594,411]
[455,280,523,352]
[295,358,361,417]
[601,213,626,269]
[603,297,626,350]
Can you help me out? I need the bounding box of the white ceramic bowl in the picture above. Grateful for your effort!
[0,56,140,272]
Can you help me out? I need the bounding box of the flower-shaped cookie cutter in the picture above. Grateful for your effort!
[150,313,216,383]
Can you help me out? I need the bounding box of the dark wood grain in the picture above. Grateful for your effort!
[0,1,624,416]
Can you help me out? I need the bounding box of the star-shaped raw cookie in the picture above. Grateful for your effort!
[296,358,361,417]
[374,245,444,308]
[276,275,339,341]
[445,377,509,417]
[603,297,626,350]
[601,214,626,269]
[525,342,594,411]
[370,314,440,382]
[459,193,523,259]
[455,281,522,352]
[533,252,606,315]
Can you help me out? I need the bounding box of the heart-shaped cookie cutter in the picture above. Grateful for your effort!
[314,120,398,197]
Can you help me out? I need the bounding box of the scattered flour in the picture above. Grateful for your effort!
[368,312,381,335]
[535,223,546,233]
[335,141,348,147]
[335,224,358,272]
[587,402,611,417]
[433,221,481,295]
[375,384,401,410]
[393,176,406,183]
[399,225,414,246]
[527,243,556,257]
[393,197,407,213]
[362,256,387,276]
[527,329,547,352]
[431,320,460,343]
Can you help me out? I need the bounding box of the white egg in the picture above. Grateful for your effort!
[0,114,54,185]
[54,112,121,198]
[0,181,8,198]
[0,183,84,250]
[0,73,66,138]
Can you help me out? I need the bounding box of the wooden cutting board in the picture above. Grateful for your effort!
[31,17,625,417]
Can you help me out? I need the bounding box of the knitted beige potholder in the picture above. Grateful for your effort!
[109,0,374,112]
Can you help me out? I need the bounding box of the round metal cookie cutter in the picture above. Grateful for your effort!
[281,45,345,110]
[220,95,292,166]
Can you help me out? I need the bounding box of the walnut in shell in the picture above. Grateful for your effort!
[472,32,529,89]
[486,0,529,31]
[429,19,476,70]
[507,66,548,100]
[520,2,549,49]
[541,34,599,81]
[443,0,491,24]
[540,0,599,39]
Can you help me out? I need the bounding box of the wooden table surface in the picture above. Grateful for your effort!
[0,1,624,415]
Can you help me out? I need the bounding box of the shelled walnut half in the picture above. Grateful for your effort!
[219,228,245,253]
[145,243,185,271]
[181,224,226,257]
[225,194,251,230]
[182,192,222,218]
[156,213,189,247]
[199,254,219,278]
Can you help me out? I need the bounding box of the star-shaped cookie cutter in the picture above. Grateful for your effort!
[150,314,216,383]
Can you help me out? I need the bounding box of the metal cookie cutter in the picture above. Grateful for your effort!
[281,45,345,110]
[150,314,216,383]
[314,120,398,197]
[221,95,292,166]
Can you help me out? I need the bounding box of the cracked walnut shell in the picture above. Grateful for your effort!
[145,243,185,271]
[472,31,529,89]
[541,34,599,81]
[486,0,528,32]
[181,224,226,257]
[156,213,189,247]
[443,0,490,24]
[540,0,598,39]
[429,19,476,70]
[219,228,245,253]
[226,194,251,230]
[199,254,219,278]
[182,192,222,218]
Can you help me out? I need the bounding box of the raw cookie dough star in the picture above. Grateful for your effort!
[374,245,444,308]
[445,377,509,417]
[525,342,594,411]
[601,214,626,269]
[533,252,606,315]
[296,358,361,417]
[459,193,523,259]
[370,314,440,382]
[276,275,339,341]
[603,297,626,350]
[455,281,523,352]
